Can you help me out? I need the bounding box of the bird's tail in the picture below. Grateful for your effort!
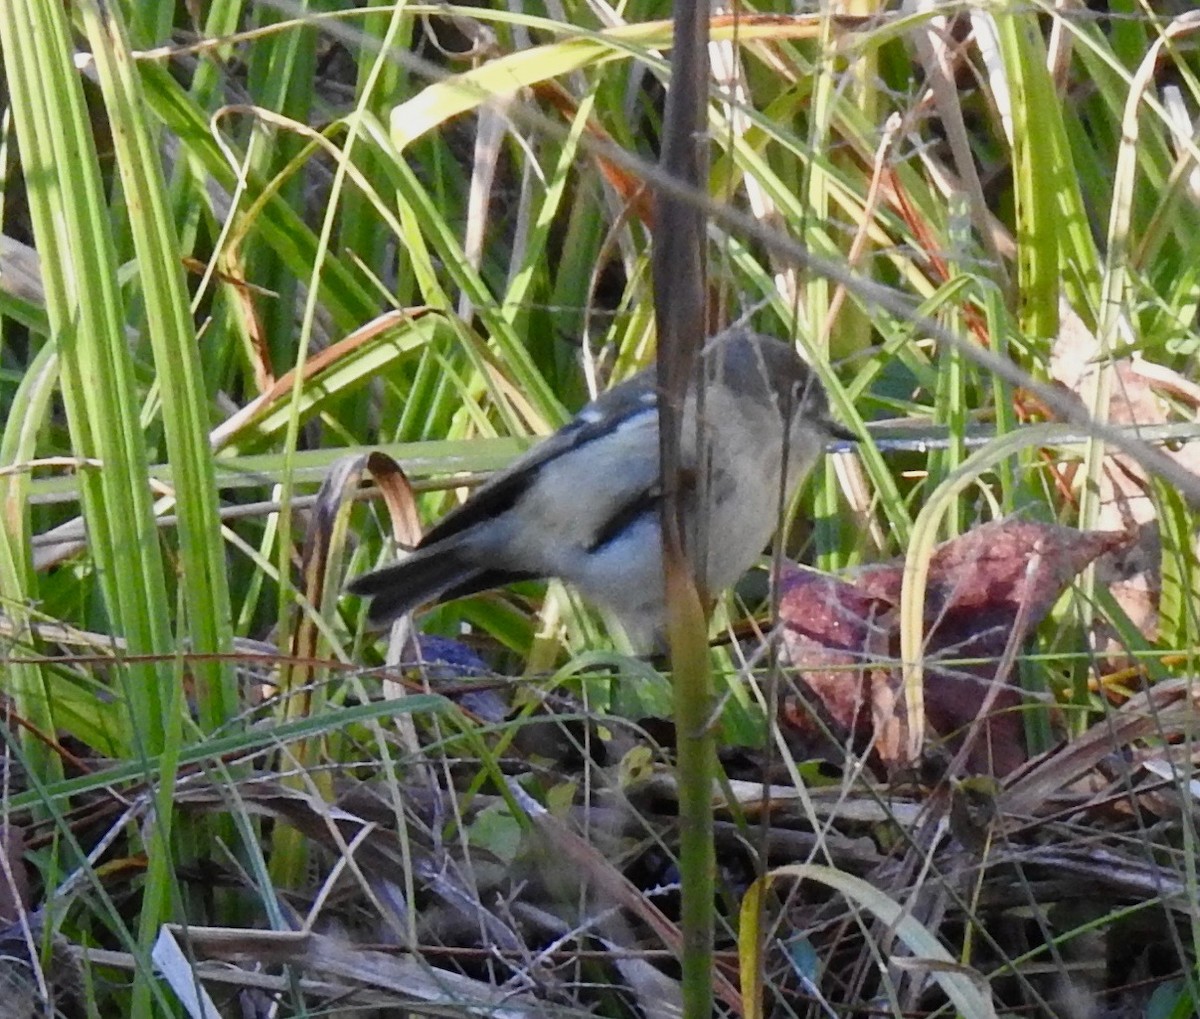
[346,543,482,628]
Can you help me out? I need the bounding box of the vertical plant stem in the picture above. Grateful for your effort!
[654,4,718,1017]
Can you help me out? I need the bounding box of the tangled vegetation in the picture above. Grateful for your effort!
[1,1,1199,1016]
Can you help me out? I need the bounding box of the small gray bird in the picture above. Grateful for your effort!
[348,328,852,649]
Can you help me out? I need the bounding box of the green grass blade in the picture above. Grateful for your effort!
[0,343,60,785]
[79,0,237,732]
[0,0,174,751]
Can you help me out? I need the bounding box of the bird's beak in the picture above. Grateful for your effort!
[824,420,860,443]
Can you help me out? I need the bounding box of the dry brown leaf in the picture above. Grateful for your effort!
[1050,307,1200,645]
[780,519,1131,776]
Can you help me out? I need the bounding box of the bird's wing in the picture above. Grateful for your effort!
[418,371,661,548]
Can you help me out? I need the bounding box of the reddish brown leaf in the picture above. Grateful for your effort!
[779,519,1132,776]
[777,567,892,737]
[856,519,1131,628]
